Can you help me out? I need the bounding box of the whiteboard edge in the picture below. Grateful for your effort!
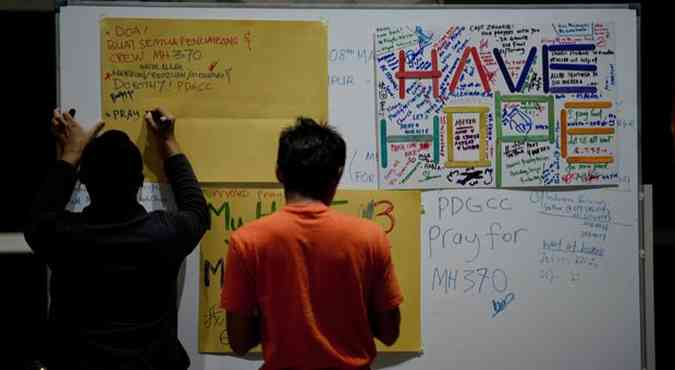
[66,1,635,10]
[642,185,655,370]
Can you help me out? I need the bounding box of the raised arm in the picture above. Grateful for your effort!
[24,109,104,260]
[145,108,210,252]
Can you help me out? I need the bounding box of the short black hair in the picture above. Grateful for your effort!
[79,130,143,202]
[277,117,346,199]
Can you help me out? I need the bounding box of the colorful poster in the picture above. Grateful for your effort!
[199,187,421,353]
[101,18,328,182]
[375,22,617,188]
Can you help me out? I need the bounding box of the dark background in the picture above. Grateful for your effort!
[0,10,55,369]
[0,1,670,368]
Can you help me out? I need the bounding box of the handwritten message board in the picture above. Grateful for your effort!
[62,6,640,370]
[199,187,421,353]
[421,188,639,369]
[375,23,618,188]
[101,18,328,182]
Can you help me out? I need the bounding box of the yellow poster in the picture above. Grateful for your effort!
[199,186,421,353]
[101,18,328,182]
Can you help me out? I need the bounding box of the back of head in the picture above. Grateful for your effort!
[277,118,346,200]
[79,130,144,204]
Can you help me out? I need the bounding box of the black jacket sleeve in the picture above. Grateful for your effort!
[24,160,78,262]
[164,153,210,257]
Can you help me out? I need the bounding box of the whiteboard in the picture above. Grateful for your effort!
[59,4,640,370]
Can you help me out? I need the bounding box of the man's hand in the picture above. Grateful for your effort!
[145,107,181,159]
[370,307,401,346]
[52,108,105,166]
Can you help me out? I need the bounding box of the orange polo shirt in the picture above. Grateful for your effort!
[221,202,403,370]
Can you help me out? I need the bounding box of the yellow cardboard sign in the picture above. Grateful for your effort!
[101,18,328,182]
[199,187,422,353]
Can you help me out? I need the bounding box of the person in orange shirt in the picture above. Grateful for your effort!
[221,118,402,369]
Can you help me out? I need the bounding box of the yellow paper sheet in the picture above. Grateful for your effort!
[101,18,328,182]
[199,187,422,353]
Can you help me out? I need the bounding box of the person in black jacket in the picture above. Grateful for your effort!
[24,107,209,370]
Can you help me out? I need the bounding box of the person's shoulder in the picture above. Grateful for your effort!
[230,211,288,243]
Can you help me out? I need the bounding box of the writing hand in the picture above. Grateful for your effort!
[145,107,181,159]
[52,108,105,166]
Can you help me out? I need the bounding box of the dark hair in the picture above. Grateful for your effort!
[79,130,143,202]
[277,117,346,199]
